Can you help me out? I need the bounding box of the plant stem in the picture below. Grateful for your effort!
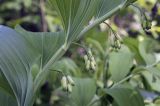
[111,74,133,88]
[146,61,160,68]
[130,4,147,20]
[34,44,68,93]
[40,0,47,32]
[49,69,65,76]
[72,42,93,58]
[103,22,119,40]
[72,42,87,50]
[77,2,127,40]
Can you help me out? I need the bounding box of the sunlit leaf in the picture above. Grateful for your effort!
[48,0,136,42]
[0,25,66,106]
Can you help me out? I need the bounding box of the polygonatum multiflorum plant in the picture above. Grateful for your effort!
[0,0,149,106]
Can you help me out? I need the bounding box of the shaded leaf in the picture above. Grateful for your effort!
[0,90,17,106]
[70,78,96,106]
[106,85,144,106]
[139,39,156,65]
[142,71,160,92]
[124,37,145,65]
[96,0,124,18]
[109,46,134,82]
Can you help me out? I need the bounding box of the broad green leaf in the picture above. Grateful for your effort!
[96,0,124,18]
[109,45,134,82]
[142,71,160,92]
[48,0,98,42]
[124,37,145,65]
[48,0,136,42]
[139,39,156,65]
[0,26,34,106]
[15,26,65,68]
[0,25,66,106]
[106,85,144,106]
[0,71,15,98]
[146,67,160,79]
[70,78,96,106]
[0,90,17,106]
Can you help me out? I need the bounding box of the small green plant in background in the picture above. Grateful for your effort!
[0,0,160,106]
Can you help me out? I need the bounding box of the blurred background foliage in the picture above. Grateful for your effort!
[0,0,160,106]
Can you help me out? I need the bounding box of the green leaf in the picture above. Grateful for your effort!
[0,71,15,98]
[23,0,32,7]
[142,71,160,92]
[139,39,156,65]
[48,0,98,42]
[70,78,96,106]
[105,85,144,106]
[146,67,160,79]
[0,90,17,106]
[96,0,124,18]
[48,0,136,42]
[109,46,134,82]
[0,25,66,106]
[124,37,145,65]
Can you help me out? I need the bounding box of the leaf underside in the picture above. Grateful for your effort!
[0,25,66,106]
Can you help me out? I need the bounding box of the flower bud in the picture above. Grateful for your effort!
[86,60,91,70]
[114,39,121,49]
[142,20,152,30]
[107,80,114,87]
[84,55,88,64]
[67,84,72,93]
[88,49,93,57]
[91,56,95,62]
[91,61,96,71]
[61,76,67,90]
[146,20,152,30]
[67,75,75,86]
[142,17,152,31]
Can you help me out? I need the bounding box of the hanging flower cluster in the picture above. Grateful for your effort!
[84,49,97,72]
[61,75,75,92]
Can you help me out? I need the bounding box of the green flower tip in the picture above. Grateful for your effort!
[142,19,152,31]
